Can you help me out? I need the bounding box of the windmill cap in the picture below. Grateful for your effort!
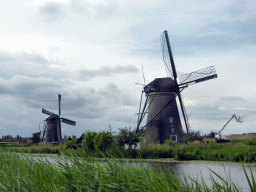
[46,115,58,121]
[146,78,178,93]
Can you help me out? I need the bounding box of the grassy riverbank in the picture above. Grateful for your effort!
[4,137,256,163]
[79,138,256,163]
[6,143,63,154]
[140,140,256,162]
[1,149,256,191]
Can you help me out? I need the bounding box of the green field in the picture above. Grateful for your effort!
[3,143,63,154]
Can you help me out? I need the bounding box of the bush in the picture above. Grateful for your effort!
[24,142,33,147]
[165,139,175,147]
[94,131,113,151]
[52,142,59,146]
[116,127,142,149]
[7,143,19,147]
[30,148,38,153]
[244,139,256,145]
[31,133,40,144]
[231,139,243,144]
[175,149,198,161]
[139,148,154,159]
[41,147,59,154]
[182,131,203,143]
[64,140,76,150]
[82,131,97,151]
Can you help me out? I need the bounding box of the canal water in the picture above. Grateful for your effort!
[30,155,255,191]
[148,161,256,191]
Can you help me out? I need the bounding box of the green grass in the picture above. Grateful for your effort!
[133,140,256,162]
[0,148,256,191]
[5,138,256,163]
[8,143,64,154]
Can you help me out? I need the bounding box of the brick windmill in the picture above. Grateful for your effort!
[136,30,218,144]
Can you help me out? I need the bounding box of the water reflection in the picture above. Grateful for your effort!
[148,161,256,191]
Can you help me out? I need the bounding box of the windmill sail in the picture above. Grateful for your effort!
[42,108,56,116]
[61,118,76,126]
[177,94,189,133]
[161,31,178,80]
[58,94,61,116]
[178,66,217,86]
[161,30,190,133]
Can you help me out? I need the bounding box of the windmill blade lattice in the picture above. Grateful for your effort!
[177,93,190,133]
[161,31,176,80]
[178,66,217,86]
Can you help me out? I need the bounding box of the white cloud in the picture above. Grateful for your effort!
[79,64,139,80]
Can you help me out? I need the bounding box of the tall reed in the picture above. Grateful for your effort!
[0,148,256,191]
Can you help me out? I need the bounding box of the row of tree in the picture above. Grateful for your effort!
[31,127,208,146]
[181,131,204,143]
[79,127,144,151]
[2,135,22,139]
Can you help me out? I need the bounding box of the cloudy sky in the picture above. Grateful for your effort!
[0,0,255,137]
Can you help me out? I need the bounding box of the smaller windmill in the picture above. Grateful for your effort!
[42,94,76,143]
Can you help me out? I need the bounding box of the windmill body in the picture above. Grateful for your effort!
[146,78,184,144]
[136,31,218,144]
[42,94,76,143]
[45,115,61,142]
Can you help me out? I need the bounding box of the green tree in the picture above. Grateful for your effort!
[207,131,216,138]
[82,131,98,151]
[93,131,113,151]
[116,127,142,149]
[31,133,40,145]
[182,131,204,143]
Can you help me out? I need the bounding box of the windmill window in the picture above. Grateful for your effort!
[169,117,173,123]
[170,135,177,142]
[171,128,175,133]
